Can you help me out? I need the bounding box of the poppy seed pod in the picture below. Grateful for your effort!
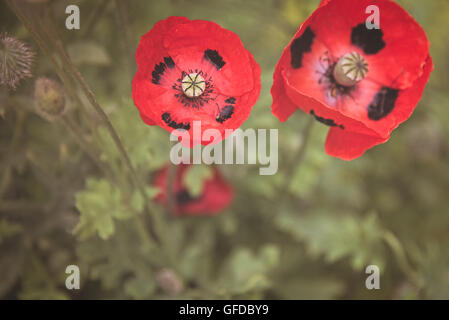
[271,0,433,160]
[34,77,66,121]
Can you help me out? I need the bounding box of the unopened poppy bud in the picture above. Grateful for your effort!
[155,268,184,296]
[34,77,66,121]
[0,33,35,90]
[333,52,368,87]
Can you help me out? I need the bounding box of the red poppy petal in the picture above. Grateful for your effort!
[135,16,189,73]
[162,19,256,97]
[342,55,433,138]
[139,112,157,126]
[271,59,298,122]
[179,169,234,215]
[308,0,430,89]
[325,127,389,160]
[132,71,167,126]
[282,69,379,137]
[153,164,233,215]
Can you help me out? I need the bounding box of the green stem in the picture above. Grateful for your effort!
[7,1,162,248]
[382,230,422,288]
[53,35,163,246]
[61,116,116,183]
[6,1,99,136]
[0,109,25,204]
[113,0,134,80]
[166,161,177,215]
[280,116,314,196]
[82,0,110,38]
[54,39,147,202]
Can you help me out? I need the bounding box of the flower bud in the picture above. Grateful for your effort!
[156,268,184,296]
[34,77,66,121]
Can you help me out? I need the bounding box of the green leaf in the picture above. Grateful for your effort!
[217,244,280,295]
[130,191,144,213]
[97,102,170,172]
[77,221,157,299]
[75,178,131,240]
[18,253,68,300]
[184,165,213,197]
[276,212,386,270]
[145,186,161,199]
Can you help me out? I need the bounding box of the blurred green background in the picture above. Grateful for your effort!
[1,0,449,299]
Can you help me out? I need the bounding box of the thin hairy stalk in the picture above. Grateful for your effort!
[82,0,110,38]
[0,109,25,204]
[114,0,135,80]
[166,161,177,215]
[54,39,146,202]
[7,1,163,247]
[6,1,99,135]
[280,116,314,196]
[61,116,117,183]
[53,31,163,245]
[382,231,422,288]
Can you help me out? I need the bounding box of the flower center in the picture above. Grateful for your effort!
[333,52,368,87]
[181,72,206,98]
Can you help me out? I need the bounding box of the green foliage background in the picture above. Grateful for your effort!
[1,0,449,299]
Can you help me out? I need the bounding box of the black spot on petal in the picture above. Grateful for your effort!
[216,105,234,123]
[161,112,190,130]
[290,27,315,69]
[152,62,166,85]
[351,23,385,55]
[151,57,175,84]
[310,110,344,129]
[367,87,399,120]
[176,189,198,205]
[225,97,236,104]
[164,56,175,69]
[204,49,226,70]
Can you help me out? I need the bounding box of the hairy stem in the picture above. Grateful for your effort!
[280,116,314,196]
[0,109,25,204]
[382,231,422,288]
[7,1,163,248]
[61,116,116,183]
[114,0,135,80]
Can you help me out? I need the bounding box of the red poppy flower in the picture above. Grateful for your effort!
[153,164,234,216]
[132,17,261,146]
[271,0,433,160]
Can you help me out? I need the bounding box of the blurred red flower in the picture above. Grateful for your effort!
[271,0,433,160]
[153,164,234,216]
[132,17,261,146]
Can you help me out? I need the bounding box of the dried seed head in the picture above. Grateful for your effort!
[0,33,35,90]
[34,77,66,121]
[156,268,184,296]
